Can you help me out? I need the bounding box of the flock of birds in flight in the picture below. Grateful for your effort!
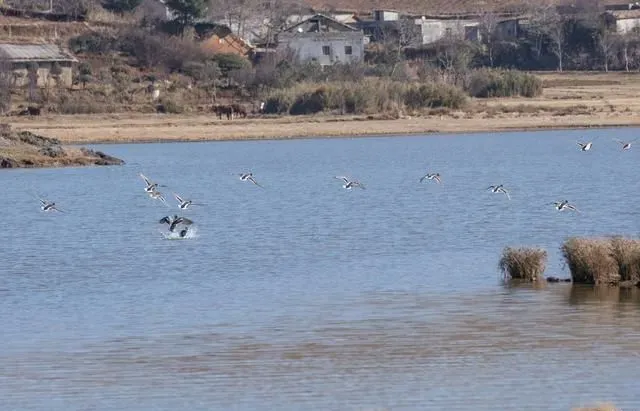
[34,136,638,234]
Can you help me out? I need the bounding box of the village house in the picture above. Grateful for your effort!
[603,9,640,33]
[0,43,77,87]
[277,13,366,66]
[135,0,174,22]
[196,24,253,57]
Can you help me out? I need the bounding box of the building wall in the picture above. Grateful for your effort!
[10,61,74,88]
[416,19,480,44]
[277,31,365,65]
[200,34,251,57]
[616,18,640,33]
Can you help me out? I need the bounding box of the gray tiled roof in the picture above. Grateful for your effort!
[0,44,78,62]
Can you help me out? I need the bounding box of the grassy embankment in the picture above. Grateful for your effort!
[7,71,640,144]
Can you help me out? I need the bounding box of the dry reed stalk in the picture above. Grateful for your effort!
[609,236,640,283]
[561,238,619,285]
[499,246,547,281]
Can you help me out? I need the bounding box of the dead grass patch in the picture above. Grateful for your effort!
[561,237,640,285]
[499,247,547,281]
[572,403,619,411]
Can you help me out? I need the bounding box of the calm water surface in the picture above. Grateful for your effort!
[2,129,640,410]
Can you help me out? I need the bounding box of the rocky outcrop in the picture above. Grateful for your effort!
[0,126,124,169]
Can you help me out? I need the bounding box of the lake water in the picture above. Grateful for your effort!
[2,129,640,411]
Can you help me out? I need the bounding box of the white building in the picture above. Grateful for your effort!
[277,14,365,66]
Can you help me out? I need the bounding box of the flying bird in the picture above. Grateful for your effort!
[613,138,637,151]
[238,172,263,188]
[174,193,201,210]
[335,176,365,190]
[39,198,63,212]
[551,200,580,213]
[148,189,168,206]
[487,184,511,200]
[577,141,593,151]
[139,173,165,193]
[419,172,441,184]
[159,215,194,232]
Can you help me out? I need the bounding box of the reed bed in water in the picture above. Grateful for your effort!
[562,237,640,285]
[499,246,547,281]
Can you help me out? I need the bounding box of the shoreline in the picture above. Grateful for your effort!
[7,112,640,145]
[6,71,640,145]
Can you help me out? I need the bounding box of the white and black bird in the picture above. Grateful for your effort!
[419,172,441,184]
[577,141,593,151]
[39,198,63,212]
[551,200,580,213]
[487,184,511,200]
[139,173,165,193]
[238,172,263,188]
[174,193,201,210]
[148,189,168,206]
[614,138,637,151]
[335,176,365,190]
[159,215,194,232]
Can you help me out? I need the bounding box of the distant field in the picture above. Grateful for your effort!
[8,72,640,144]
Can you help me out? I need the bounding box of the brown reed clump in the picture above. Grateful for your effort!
[562,236,640,285]
[572,403,619,411]
[498,247,547,281]
[561,238,619,285]
[609,236,640,283]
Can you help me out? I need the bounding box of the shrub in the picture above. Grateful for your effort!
[212,53,251,76]
[499,247,547,281]
[119,29,205,72]
[68,32,117,54]
[56,93,115,114]
[404,83,467,110]
[264,79,467,116]
[157,97,184,114]
[467,69,543,98]
[289,87,327,115]
[263,92,292,114]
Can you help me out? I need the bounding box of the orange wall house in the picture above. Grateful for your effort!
[200,33,253,57]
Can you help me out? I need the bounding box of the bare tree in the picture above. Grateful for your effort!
[379,17,421,77]
[0,58,12,115]
[596,25,618,72]
[620,28,640,72]
[478,10,500,67]
[434,32,479,87]
[530,6,565,71]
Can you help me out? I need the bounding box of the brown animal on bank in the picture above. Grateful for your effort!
[213,104,234,120]
[230,103,247,118]
[17,106,41,116]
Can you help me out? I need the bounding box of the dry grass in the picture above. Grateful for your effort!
[572,403,619,411]
[610,236,640,284]
[562,236,640,285]
[499,247,547,281]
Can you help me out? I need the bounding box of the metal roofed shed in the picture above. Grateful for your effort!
[0,43,77,88]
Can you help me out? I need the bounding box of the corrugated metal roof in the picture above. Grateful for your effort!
[610,9,640,19]
[0,43,78,62]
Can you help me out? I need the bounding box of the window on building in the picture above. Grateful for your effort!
[322,45,331,55]
[344,45,353,55]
